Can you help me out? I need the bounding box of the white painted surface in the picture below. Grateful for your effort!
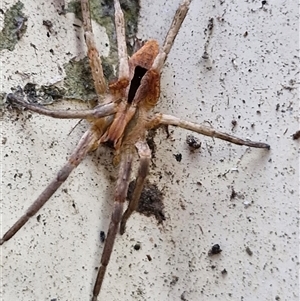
[1,1,299,301]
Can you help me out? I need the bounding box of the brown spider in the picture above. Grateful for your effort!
[1,0,270,300]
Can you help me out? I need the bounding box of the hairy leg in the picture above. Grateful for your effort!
[0,129,98,245]
[92,149,133,301]
[7,93,117,119]
[81,0,107,96]
[147,113,270,149]
[120,141,151,235]
[114,0,129,79]
[153,0,192,72]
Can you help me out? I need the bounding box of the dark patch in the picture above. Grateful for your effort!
[146,254,152,261]
[208,244,222,256]
[9,83,66,105]
[231,120,237,129]
[23,83,37,99]
[163,124,171,138]
[245,246,253,256]
[42,20,53,33]
[133,242,141,250]
[146,129,157,158]
[292,130,300,140]
[127,66,147,103]
[170,275,179,286]
[30,43,37,51]
[100,231,106,243]
[13,173,23,179]
[180,291,188,301]
[186,134,201,150]
[37,214,41,222]
[127,180,165,224]
[173,153,182,162]
[202,18,214,60]
[221,268,227,275]
[103,139,115,149]
[230,187,237,200]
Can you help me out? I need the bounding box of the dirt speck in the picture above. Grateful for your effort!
[170,275,179,286]
[230,187,237,200]
[208,244,222,256]
[292,130,300,140]
[100,231,106,243]
[133,242,141,250]
[245,246,253,256]
[173,153,182,162]
[186,134,201,150]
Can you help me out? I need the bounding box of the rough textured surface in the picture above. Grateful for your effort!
[1,1,299,301]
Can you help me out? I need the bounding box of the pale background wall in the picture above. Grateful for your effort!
[1,1,299,301]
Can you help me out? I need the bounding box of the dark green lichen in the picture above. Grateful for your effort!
[0,2,27,51]
[63,57,95,101]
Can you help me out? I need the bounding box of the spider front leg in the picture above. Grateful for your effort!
[114,0,129,79]
[92,149,133,301]
[148,114,270,149]
[0,129,98,245]
[6,93,117,119]
[153,0,192,72]
[81,0,107,96]
[120,140,151,235]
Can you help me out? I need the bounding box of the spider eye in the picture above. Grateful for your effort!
[127,66,147,104]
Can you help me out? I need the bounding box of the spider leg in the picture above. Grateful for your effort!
[153,0,192,72]
[81,0,107,96]
[92,149,133,301]
[147,114,270,149]
[0,129,98,245]
[114,0,129,79]
[6,93,117,119]
[120,140,151,235]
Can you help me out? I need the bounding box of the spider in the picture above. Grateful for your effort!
[1,0,270,300]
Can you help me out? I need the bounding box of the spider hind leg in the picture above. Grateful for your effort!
[120,140,151,235]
